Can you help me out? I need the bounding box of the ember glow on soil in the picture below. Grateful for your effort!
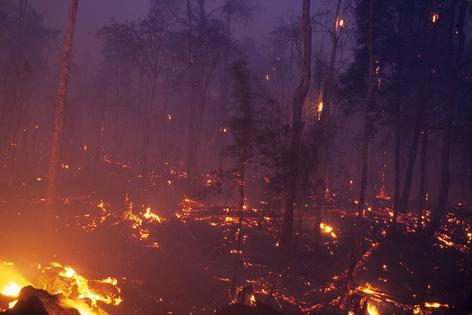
[0,0,472,314]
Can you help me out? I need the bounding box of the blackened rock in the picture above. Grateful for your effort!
[2,286,80,315]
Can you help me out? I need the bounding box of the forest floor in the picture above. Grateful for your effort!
[0,164,470,315]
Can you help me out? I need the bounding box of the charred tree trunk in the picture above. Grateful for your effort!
[186,0,193,63]
[417,129,428,228]
[45,0,78,246]
[342,0,373,309]
[394,110,424,221]
[314,190,322,251]
[393,4,434,227]
[186,1,215,187]
[139,81,157,191]
[228,60,254,302]
[279,0,312,269]
[311,0,343,249]
[393,2,405,218]
[320,0,343,119]
[186,60,218,187]
[393,98,401,216]
[428,0,468,234]
[230,156,247,301]
[198,0,206,29]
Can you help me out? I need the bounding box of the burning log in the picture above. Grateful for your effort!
[2,286,80,315]
[0,261,122,315]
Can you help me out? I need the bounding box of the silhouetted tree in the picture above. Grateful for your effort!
[279,0,312,269]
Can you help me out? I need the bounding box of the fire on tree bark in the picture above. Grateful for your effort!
[279,0,312,270]
[45,0,79,245]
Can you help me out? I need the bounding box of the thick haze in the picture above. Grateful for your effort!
[32,0,306,62]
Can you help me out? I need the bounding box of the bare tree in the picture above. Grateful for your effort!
[342,0,373,309]
[428,0,469,234]
[279,0,312,269]
[227,60,256,301]
[417,129,428,227]
[45,0,79,246]
[313,0,344,250]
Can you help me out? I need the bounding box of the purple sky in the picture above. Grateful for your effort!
[31,1,332,64]
[32,0,303,42]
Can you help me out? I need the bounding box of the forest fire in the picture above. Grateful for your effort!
[0,0,471,314]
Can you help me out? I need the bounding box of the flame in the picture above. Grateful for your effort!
[367,300,380,315]
[424,301,448,308]
[121,195,164,247]
[143,207,163,223]
[249,294,256,306]
[0,260,122,315]
[1,282,21,297]
[51,262,122,307]
[376,166,391,200]
[320,223,337,238]
[0,263,30,298]
[432,13,439,23]
[8,300,18,309]
[316,101,323,120]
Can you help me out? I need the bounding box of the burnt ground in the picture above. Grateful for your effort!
[0,165,470,315]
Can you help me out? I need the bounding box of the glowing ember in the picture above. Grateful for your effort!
[376,166,391,200]
[316,101,323,120]
[143,207,163,223]
[367,300,380,315]
[424,301,448,308]
[320,222,337,238]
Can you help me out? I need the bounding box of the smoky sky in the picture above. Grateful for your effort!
[32,1,302,35]
[31,0,314,62]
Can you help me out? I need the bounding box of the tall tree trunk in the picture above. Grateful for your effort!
[342,0,373,309]
[320,0,343,119]
[394,111,424,220]
[198,0,206,28]
[312,1,343,247]
[314,190,322,250]
[226,0,232,41]
[279,0,312,270]
[186,0,193,63]
[428,0,468,234]
[45,0,79,248]
[417,129,428,228]
[393,0,405,216]
[139,81,157,191]
[186,59,218,186]
[393,3,434,226]
[230,156,247,301]
[393,98,401,213]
